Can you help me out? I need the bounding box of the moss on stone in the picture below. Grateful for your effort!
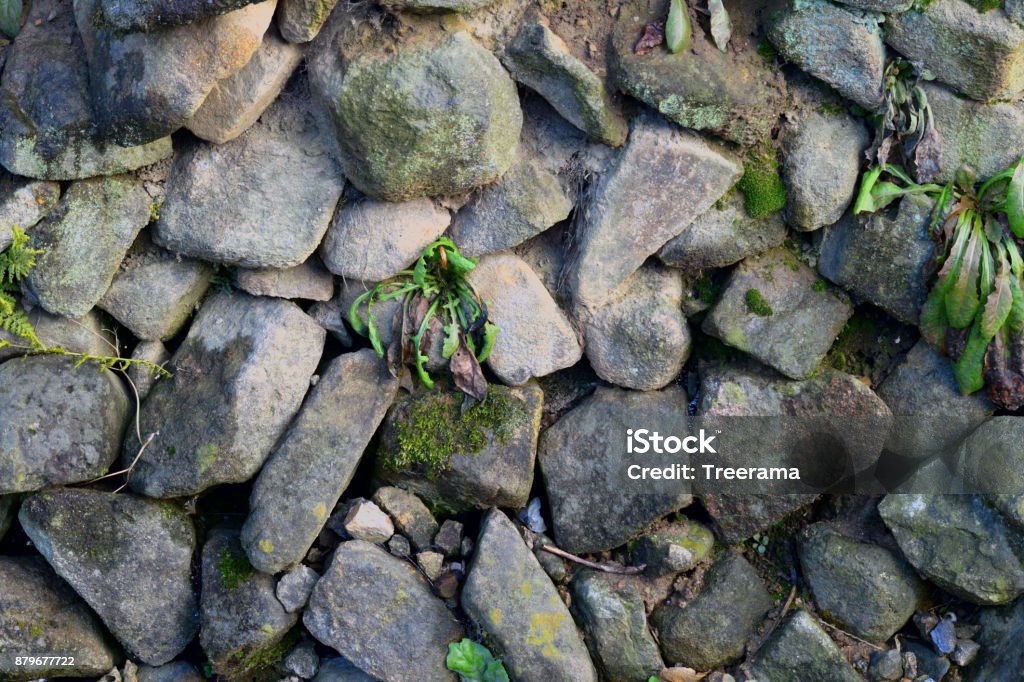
[217,547,254,590]
[745,288,774,317]
[737,152,788,219]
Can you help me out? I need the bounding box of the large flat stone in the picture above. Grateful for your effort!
[750,610,862,682]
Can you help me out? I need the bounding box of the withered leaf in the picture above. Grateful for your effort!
[914,123,943,183]
[450,339,488,401]
[984,328,1024,410]
[634,20,664,55]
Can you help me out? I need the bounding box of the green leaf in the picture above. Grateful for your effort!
[442,321,460,359]
[979,235,995,302]
[945,217,983,328]
[920,282,950,349]
[0,0,22,39]
[869,181,910,211]
[952,318,987,394]
[708,0,731,51]
[982,246,1013,340]
[476,321,499,363]
[481,660,510,682]
[446,640,487,677]
[1006,160,1024,238]
[665,0,690,53]
[1009,275,1024,334]
[854,166,884,214]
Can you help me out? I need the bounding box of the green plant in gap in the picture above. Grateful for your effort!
[665,0,690,53]
[446,639,510,682]
[347,238,498,401]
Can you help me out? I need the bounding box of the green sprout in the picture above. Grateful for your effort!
[446,639,509,682]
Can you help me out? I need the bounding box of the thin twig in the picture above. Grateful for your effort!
[761,584,798,643]
[818,618,886,651]
[82,432,155,488]
[540,544,646,575]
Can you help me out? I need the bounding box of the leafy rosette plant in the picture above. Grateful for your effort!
[347,238,498,401]
[445,638,509,682]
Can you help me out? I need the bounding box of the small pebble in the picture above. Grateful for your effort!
[417,550,445,581]
[275,564,320,613]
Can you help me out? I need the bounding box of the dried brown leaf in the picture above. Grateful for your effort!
[634,20,664,55]
[450,339,487,401]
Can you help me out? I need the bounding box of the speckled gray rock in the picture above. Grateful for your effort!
[313,658,376,681]
[704,247,853,380]
[0,0,172,180]
[568,114,741,316]
[375,385,542,512]
[23,175,151,318]
[309,28,521,200]
[276,564,320,614]
[448,156,571,258]
[277,0,339,43]
[155,90,345,268]
[371,487,439,552]
[19,489,198,665]
[925,82,1024,184]
[187,25,304,144]
[502,18,627,146]
[242,349,395,572]
[0,356,128,495]
[958,418,1024,527]
[611,0,787,145]
[0,556,117,682]
[819,194,935,324]
[127,341,170,401]
[468,253,582,384]
[750,610,862,682]
[835,0,912,9]
[965,597,1024,681]
[463,510,597,682]
[342,500,395,543]
[768,0,885,110]
[0,176,59,248]
[382,0,495,11]
[885,0,1024,102]
[879,493,1024,605]
[129,292,325,498]
[307,293,354,346]
[630,519,714,576]
[99,235,212,341]
[135,661,205,682]
[539,386,693,553]
[304,540,464,682]
[783,110,869,231]
[283,638,320,679]
[571,571,663,681]
[98,0,264,31]
[651,552,771,670]
[585,265,691,391]
[0,306,115,362]
[200,528,298,680]
[75,0,276,146]
[320,198,450,281]
[234,257,335,301]
[799,523,924,642]
[657,191,787,271]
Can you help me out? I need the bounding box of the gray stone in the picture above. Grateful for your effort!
[0,556,117,682]
[879,493,1024,605]
[434,520,463,557]
[313,658,376,681]
[818,194,935,324]
[234,257,335,301]
[630,519,715,576]
[24,175,152,318]
[320,198,450,281]
[283,638,320,679]
[243,350,396,573]
[382,0,495,11]
[611,0,787,145]
[0,356,128,495]
[0,176,59,248]
[277,0,340,43]
[416,550,445,581]
[200,528,297,679]
[76,0,276,146]
[768,0,885,110]
[0,306,116,362]
[964,598,1024,681]
[903,640,950,681]
[99,234,212,341]
[568,114,741,317]
[750,610,862,682]
[371,486,439,552]
[463,510,597,682]
[926,82,1024,184]
[958,417,1024,527]
[783,110,869,231]
[651,552,771,670]
[130,292,325,498]
[309,28,521,200]
[276,565,319,615]
[1010,0,1024,25]
[468,253,582,384]
[877,341,993,459]
[304,540,465,682]
[375,385,542,512]
[342,500,395,543]
[885,0,1024,102]
[835,0,913,9]
[98,0,264,31]
[539,386,693,553]
[135,662,204,682]
[502,18,627,146]
[389,535,412,558]
[703,247,853,380]
[19,489,198,665]
[584,265,691,391]
[0,0,172,180]
[571,570,663,682]
[869,649,905,681]
[307,296,354,346]
[448,156,571,258]
[799,523,924,642]
[128,341,171,401]
[186,25,304,144]
[657,191,787,271]
[155,90,345,268]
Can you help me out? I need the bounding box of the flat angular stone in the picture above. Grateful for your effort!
[243,350,397,572]
[23,175,152,318]
[277,0,340,43]
[304,540,465,682]
[750,610,863,682]
[371,486,438,552]
[129,292,325,498]
[462,510,597,682]
[0,356,128,495]
[836,0,913,8]
[234,257,335,301]
[156,90,345,268]
[567,114,741,316]
[704,248,853,380]
[98,0,264,31]
[276,564,319,614]
[343,500,395,544]
[0,176,59,248]
[19,489,198,665]
[187,25,304,144]
[539,386,692,553]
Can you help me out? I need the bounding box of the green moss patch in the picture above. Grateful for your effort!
[217,547,254,590]
[745,288,773,317]
[737,147,787,219]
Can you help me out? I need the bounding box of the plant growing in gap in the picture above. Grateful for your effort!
[446,639,509,682]
[347,238,498,401]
